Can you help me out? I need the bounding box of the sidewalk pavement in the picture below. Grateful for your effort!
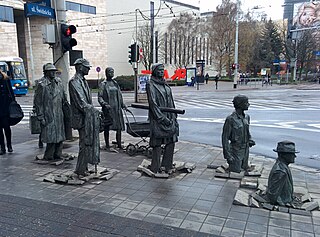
[1,129,320,237]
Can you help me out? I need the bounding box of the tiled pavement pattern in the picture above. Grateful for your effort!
[1,132,320,237]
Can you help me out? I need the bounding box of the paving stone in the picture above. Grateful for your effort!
[289,208,312,216]
[137,166,154,177]
[261,203,274,211]
[200,223,223,235]
[291,230,315,237]
[249,197,260,208]
[154,173,169,179]
[216,167,226,174]
[278,206,289,213]
[221,227,244,237]
[207,164,220,169]
[240,180,257,189]
[233,190,250,206]
[268,225,290,237]
[302,201,319,211]
[295,186,309,195]
[251,193,267,203]
[229,172,244,180]
[302,193,312,202]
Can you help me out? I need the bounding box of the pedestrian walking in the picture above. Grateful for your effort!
[214,74,219,90]
[0,68,14,155]
[205,73,209,84]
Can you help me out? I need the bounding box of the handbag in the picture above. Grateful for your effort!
[5,80,24,126]
[9,100,24,126]
[29,110,41,134]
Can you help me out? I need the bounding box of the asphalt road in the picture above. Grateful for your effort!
[12,82,320,169]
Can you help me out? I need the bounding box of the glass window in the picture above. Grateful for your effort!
[66,1,80,12]
[0,5,14,23]
[80,4,96,14]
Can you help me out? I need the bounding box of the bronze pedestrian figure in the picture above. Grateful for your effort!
[267,140,298,206]
[69,58,100,176]
[222,95,255,173]
[34,63,68,160]
[98,67,127,150]
[146,63,179,173]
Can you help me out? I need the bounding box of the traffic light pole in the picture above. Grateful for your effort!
[233,0,239,89]
[134,9,138,103]
[52,0,72,140]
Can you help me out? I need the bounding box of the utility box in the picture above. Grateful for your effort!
[41,24,55,44]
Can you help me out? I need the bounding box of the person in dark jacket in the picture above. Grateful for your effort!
[146,63,179,174]
[98,67,128,150]
[0,69,14,155]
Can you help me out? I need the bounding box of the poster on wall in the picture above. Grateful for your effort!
[186,68,196,83]
[292,2,320,30]
[138,74,150,93]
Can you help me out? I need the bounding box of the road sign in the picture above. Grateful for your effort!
[96,67,101,73]
[24,2,55,19]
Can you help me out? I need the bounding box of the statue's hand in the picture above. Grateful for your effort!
[104,104,111,110]
[40,119,46,126]
[163,118,172,126]
[249,140,256,147]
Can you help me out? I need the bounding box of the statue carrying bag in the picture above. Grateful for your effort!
[29,110,41,134]
[6,81,24,126]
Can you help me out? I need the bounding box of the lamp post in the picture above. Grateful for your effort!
[233,0,240,89]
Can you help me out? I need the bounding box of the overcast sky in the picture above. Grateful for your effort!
[180,0,285,20]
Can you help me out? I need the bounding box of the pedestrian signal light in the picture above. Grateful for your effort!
[232,64,236,70]
[61,24,77,53]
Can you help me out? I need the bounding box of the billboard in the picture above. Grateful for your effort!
[292,1,320,30]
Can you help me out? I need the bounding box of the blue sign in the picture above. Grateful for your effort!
[24,3,55,19]
[314,51,320,56]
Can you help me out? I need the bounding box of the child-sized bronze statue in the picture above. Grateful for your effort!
[222,95,255,173]
[267,140,298,206]
[146,63,179,174]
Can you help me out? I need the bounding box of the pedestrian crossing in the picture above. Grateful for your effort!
[174,98,320,111]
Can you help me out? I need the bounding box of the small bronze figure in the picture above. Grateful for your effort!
[146,63,179,174]
[267,140,298,206]
[222,95,255,173]
[98,67,127,150]
[69,58,100,176]
[34,63,68,160]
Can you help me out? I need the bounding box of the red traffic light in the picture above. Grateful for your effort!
[61,24,77,53]
[62,24,76,36]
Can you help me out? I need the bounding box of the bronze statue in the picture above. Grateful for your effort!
[34,63,68,160]
[69,58,100,176]
[267,140,298,206]
[222,95,255,173]
[98,67,127,150]
[146,63,179,174]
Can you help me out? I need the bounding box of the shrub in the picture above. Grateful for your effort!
[114,75,134,91]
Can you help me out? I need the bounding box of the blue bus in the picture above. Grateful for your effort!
[0,57,28,95]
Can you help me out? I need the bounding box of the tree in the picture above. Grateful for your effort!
[137,22,152,71]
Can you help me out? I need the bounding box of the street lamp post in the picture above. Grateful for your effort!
[233,0,240,89]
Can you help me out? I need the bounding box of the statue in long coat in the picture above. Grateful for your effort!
[98,67,127,149]
[146,63,179,173]
[34,63,68,160]
[69,58,100,176]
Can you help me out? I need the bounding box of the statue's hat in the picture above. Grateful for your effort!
[273,140,299,153]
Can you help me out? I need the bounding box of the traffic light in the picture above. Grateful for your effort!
[128,43,140,64]
[61,24,77,53]
[232,64,236,70]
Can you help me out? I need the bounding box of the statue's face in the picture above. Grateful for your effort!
[280,152,296,164]
[155,65,164,78]
[106,68,114,78]
[45,70,56,79]
[81,65,90,76]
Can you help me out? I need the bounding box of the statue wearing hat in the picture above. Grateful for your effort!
[69,58,100,176]
[222,95,255,173]
[34,63,69,160]
[267,140,299,206]
[146,63,179,174]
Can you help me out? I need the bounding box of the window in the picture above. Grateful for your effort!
[0,5,14,23]
[66,1,96,15]
[66,1,80,12]
[80,4,96,14]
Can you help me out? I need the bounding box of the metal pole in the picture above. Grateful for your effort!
[26,17,35,87]
[134,9,138,103]
[233,0,239,89]
[293,39,298,82]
